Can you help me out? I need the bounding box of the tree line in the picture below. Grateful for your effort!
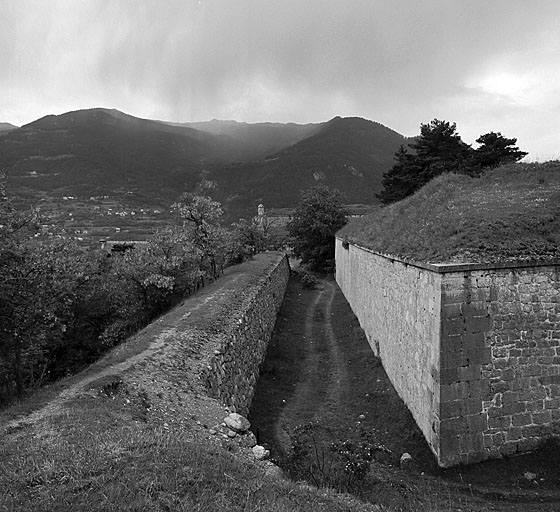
[0,181,277,403]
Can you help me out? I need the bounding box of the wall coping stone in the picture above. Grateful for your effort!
[336,237,560,274]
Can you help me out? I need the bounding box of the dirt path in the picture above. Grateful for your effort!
[272,280,346,449]
[249,272,560,512]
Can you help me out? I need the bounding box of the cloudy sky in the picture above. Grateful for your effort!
[1,0,559,160]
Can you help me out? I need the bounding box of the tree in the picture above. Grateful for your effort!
[376,145,423,204]
[287,185,348,271]
[377,120,528,204]
[378,119,472,204]
[0,193,88,397]
[173,192,225,279]
[472,132,528,170]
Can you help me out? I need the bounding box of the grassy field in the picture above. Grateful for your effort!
[338,161,560,263]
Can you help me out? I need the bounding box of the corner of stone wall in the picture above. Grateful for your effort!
[438,272,493,466]
[438,267,560,466]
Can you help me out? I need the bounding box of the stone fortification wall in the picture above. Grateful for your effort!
[200,253,290,416]
[335,239,442,455]
[440,265,560,465]
[335,237,560,467]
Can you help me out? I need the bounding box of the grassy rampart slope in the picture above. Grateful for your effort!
[338,161,560,264]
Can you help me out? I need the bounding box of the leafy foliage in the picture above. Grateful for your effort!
[0,186,255,403]
[288,185,348,271]
[377,119,528,204]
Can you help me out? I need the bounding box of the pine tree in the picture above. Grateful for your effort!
[473,132,528,170]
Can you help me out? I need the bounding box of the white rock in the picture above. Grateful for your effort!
[224,413,251,433]
[252,445,270,460]
[400,452,413,467]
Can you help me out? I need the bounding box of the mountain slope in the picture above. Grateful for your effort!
[0,109,407,221]
[0,122,18,132]
[1,108,235,204]
[208,116,406,218]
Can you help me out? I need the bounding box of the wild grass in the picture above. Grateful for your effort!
[0,402,383,511]
[338,161,560,263]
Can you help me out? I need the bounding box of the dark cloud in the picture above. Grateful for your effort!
[1,0,559,158]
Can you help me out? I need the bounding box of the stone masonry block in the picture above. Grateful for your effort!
[512,412,532,427]
[458,364,481,382]
[441,400,462,419]
[461,332,486,348]
[462,347,492,366]
[462,398,483,416]
[440,417,468,435]
[488,415,511,429]
[440,434,460,455]
[444,335,463,353]
[440,367,459,384]
[442,303,463,318]
[506,426,523,441]
[441,382,469,402]
[532,410,552,424]
[441,351,463,369]
[544,398,560,409]
[462,302,489,317]
[522,424,551,438]
[442,318,466,337]
[465,315,492,334]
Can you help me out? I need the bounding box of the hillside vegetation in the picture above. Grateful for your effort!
[338,161,560,264]
[210,117,406,218]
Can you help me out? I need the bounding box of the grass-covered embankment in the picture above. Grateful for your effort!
[338,161,560,264]
[0,404,380,511]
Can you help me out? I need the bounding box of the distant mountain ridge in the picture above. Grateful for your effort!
[0,122,18,132]
[172,119,322,160]
[0,108,406,220]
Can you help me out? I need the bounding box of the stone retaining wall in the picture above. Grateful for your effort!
[200,253,290,416]
[335,238,560,467]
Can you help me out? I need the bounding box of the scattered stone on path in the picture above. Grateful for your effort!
[524,471,537,481]
[227,429,237,438]
[400,452,413,468]
[224,413,251,433]
[358,414,366,420]
[252,445,270,460]
[208,429,217,435]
